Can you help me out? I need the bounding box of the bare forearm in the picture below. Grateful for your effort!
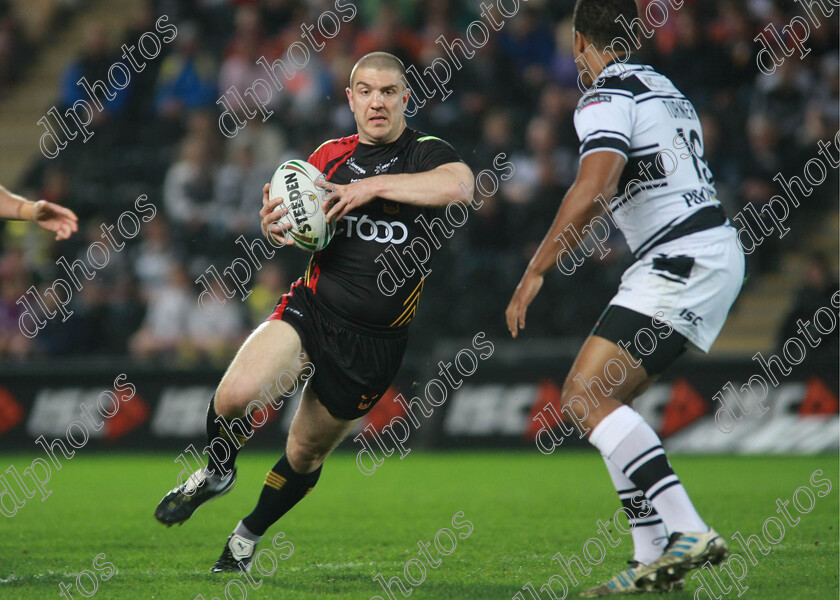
[367,164,473,208]
[525,182,606,277]
[0,185,35,220]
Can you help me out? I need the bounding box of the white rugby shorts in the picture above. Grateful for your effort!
[609,225,745,353]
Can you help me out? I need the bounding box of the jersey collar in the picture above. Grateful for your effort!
[595,53,646,80]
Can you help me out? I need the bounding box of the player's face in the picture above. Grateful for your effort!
[346,67,409,144]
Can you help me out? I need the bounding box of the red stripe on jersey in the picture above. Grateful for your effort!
[325,150,355,180]
[267,279,304,322]
[308,134,359,178]
[309,261,322,292]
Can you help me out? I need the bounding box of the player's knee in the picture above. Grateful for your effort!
[286,437,329,473]
[561,374,577,398]
[560,383,592,415]
[215,378,253,419]
[559,381,597,436]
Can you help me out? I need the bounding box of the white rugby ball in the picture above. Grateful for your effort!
[269,159,334,252]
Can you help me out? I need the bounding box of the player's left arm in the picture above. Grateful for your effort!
[505,150,626,337]
[320,161,473,222]
[0,184,79,240]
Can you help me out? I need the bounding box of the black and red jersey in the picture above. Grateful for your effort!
[302,127,462,328]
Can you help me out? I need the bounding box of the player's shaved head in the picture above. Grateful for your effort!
[573,0,640,48]
[350,51,406,88]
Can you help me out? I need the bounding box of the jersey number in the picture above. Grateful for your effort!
[676,127,714,185]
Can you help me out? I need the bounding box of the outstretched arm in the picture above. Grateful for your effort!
[0,184,36,221]
[318,162,474,222]
[505,151,626,338]
[0,184,79,240]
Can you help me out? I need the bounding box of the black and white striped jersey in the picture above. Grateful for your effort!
[574,55,728,258]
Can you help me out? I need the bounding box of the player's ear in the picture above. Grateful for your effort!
[401,87,410,109]
[573,31,586,57]
[345,86,353,111]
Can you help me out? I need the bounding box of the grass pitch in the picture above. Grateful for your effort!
[0,451,837,599]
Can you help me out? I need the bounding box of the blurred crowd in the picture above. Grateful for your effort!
[0,0,837,363]
[0,0,34,95]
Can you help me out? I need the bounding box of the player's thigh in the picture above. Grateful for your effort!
[562,335,651,427]
[285,381,360,473]
[216,320,306,416]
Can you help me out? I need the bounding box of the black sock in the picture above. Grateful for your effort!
[241,454,322,536]
[205,396,253,478]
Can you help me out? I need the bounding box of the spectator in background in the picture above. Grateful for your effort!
[0,250,37,359]
[218,22,277,118]
[497,7,554,95]
[229,118,286,168]
[0,1,32,95]
[155,24,216,120]
[354,4,420,65]
[98,273,146,354]
[214,141,274,238]
[660,11,729,105]
[259,0,296,34]
[549,16,581,89]
[750,59,810,143]
[7,0,837,359]
[184,109,225,164]
[740,115,786,198]
[260,24,328,121]
[536,84,579,186]
[245,262,287,326]
[777,252,839,362]
[505,116,562,206]
[739,115,785,272]
[473,109,514,172]
[222,4,264,61]
[120,1,166,122]
[162,134,218,242]
[132,217,181,295]
[60,25,129,120]
[706,1,756,87]
[187,274,246,363]
[698,112,739,200]
[129,262,195,361]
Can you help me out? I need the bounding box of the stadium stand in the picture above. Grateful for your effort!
[0,0,836,363]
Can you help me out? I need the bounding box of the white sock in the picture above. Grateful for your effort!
[233,520,262,543]
[602,454,669,564]
[590,406,707,534]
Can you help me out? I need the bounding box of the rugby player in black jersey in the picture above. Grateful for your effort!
[154,51,473,572]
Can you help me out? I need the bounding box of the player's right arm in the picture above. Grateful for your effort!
[505,151,626,337]
[506,86,636,338]
[0,184,78,240]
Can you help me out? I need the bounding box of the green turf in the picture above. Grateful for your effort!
[0,451,837,599]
